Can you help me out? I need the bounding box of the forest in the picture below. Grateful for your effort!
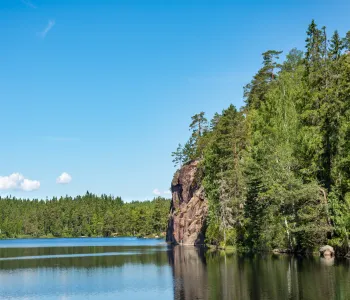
[0,192,170,238]
[172,20,350,254]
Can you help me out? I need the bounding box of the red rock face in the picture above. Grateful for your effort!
[166,161,208,245]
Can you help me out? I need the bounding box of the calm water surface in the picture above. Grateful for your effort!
[0,237,349,299]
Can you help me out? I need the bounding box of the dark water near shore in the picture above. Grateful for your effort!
[0,238,349,299]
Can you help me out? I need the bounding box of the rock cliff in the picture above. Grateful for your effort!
[166,160,208,245]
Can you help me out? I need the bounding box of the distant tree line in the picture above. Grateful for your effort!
[0,192,170,239]
[172,20,350,254]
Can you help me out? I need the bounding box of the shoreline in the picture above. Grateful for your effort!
[0,235,166,240]
[166,243,350,258]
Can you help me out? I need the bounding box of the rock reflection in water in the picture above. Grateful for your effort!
[1,242,350,300]
[168,246,208,300]
[168,247,350,300]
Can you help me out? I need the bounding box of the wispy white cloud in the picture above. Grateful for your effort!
[38,20,55,38]
[56,172,72,184]
[0,173,40,192]
[21,0,37,9]
[152,189,161,196]
[153,189,172,196]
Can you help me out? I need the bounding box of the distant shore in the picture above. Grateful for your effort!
[0,234,166,240]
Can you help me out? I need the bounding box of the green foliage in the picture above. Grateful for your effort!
[205,219,222,246]
[282,48,304,72]
[171,143,184,167]
[171,112,209,167]
[329,30,343,60]
[0,193,170,239]
[173,20,350,254]
[244,49,282,109]
[202,105,246,247]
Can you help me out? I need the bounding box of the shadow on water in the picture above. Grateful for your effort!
[167,246,350,300]
[0,245,169,269]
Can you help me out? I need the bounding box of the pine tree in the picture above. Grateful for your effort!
[189,112,208,139]
[343,31,350,52]
[244,50,282,109]
[329,30,343,60]
[171,143,184,168]
[305,19,323,70]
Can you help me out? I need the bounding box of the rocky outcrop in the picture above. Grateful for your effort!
[166,160,208,245]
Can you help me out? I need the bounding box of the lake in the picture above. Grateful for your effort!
[0,237,349,300]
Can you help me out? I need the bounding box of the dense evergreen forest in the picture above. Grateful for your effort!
[172,20,350,254]
[0,192,170,238]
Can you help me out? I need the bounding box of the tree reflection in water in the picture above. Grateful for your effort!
[167,246,350,300]
[1,244,349,300]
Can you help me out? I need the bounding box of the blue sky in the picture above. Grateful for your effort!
[1,0,350,200]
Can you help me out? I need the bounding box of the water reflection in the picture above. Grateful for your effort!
[0,242,349,300]
[0,245,173,300]
[167,246,350,300]
[168,246,208,300]
[0,246,169,270]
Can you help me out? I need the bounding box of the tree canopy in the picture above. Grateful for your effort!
[0,193,170,239]
[172,20,350,254]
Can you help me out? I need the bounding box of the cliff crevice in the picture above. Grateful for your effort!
[166,160,208,245]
